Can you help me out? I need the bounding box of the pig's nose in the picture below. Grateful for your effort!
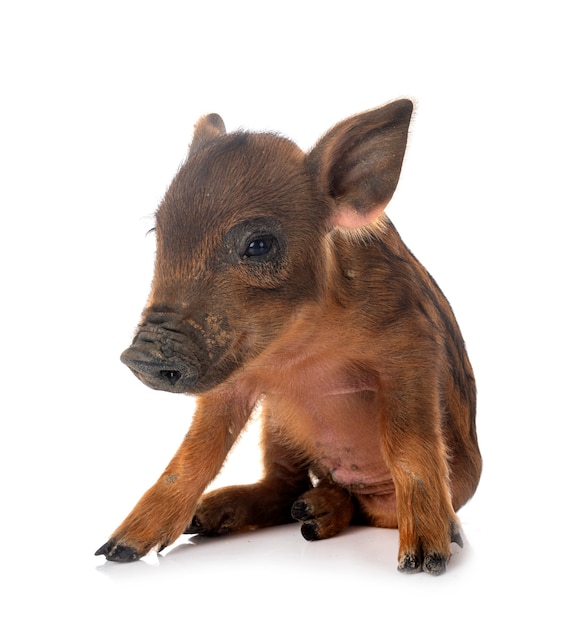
[158,369,182,385]
[120,346,197,393]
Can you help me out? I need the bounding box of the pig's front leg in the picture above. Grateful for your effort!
[96,390,253,562]
[379,372,462,575]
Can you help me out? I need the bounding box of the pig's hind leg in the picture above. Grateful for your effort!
[291,479,355,540]
[186,478,309,535]
[187,426,311,536]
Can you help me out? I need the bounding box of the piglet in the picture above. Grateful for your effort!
[96,99,482,574]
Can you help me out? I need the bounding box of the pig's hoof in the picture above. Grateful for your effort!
[290,499,312,521]
[397,550,449,575]
[95,540,140,562]
[291,499,321,540]
[300,521,321,541]
[397,552,422,573]
[450,521,464,548]
[423,552,447,576]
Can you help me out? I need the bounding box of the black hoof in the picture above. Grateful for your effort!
[451,522,464,548]
[300,521,320,541]
[95,540,139,562]
[397,552,422,573]
[291,499,312,521]
[423,553,447,576]
[292,499,321,539]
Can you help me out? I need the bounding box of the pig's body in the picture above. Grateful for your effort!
[96,100,481,574]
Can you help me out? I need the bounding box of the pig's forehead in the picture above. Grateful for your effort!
[156,132,310,232]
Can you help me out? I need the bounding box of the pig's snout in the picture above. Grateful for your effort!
[120,346,198,392]
[120,313,203,393]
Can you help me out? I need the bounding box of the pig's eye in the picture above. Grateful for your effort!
[243,235,277,259]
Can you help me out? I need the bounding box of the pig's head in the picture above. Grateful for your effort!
[120,100,413,394]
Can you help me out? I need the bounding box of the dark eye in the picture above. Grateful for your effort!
[243,235,277,259]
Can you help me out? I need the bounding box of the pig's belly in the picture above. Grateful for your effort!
[310,430,395,496]
[271,391,395,498]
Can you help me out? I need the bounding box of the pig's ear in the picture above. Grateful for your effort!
[188,113,226,157]
[307,99,413,228]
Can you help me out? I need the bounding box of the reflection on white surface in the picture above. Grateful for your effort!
[8,509,559,625]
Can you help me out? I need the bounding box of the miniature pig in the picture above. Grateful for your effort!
[96,99,482,574]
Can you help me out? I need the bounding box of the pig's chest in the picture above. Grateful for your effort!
[251,327,394,493]
[265,386,392,494]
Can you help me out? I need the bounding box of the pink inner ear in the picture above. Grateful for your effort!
[331,205,385,229]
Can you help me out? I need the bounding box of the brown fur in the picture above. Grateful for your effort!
[96,99,481,574]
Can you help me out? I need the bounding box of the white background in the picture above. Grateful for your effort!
[1,1,577,623]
